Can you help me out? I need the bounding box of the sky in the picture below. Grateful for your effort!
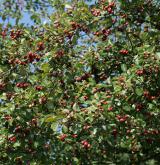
[0,2,53,27]
[0,0,97,26]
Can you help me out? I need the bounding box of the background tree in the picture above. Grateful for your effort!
[0,0,160,164]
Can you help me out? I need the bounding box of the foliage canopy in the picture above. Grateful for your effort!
[0,0,160,164]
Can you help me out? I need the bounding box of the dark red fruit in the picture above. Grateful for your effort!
[59,134,67,141]
[119,49,129,55]
[35,85,43,91]
[8,136,17,143]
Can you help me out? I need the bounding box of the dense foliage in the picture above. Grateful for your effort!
[0,0,160,164]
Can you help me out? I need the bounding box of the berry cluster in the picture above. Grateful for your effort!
[119,49,129,55]
[4,115,12,121]
[102,29,112,36]
[24,51,41,63]
[81,140,91,149]
[8,58,27,65]
[75,73,90,82]
[0,82,6,90]
[116,115,128,123]
[16,82,30,89]
[1,30,7,39]
[136,69,144,76]
[59,134,67,141]
[37,42,45,51]
[10,29,23,40]
[91,8,101,17]
[55,50,65,58]
[108,106,113,111]
[35,85,43,91]
[72,134,78,138]
[102,2,115,14]
[135,103,143,112]
[8,136,17,143]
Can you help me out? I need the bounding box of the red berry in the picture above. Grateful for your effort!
[119,118,125,122]
[136,69,144,76]
[4,115,12,121]
[35,85,43,91]
[86,143,91,148]
[119,49,129,55]
[91,8,101,17]
[81,140,91,149]
[37,42,45,51]
[1,31,7,39]
[59,134,67,141]
[143,90,150,98]
[8,136,16,143]
[72,134,78,138]
[83,96,88,101]
[112,129,118,138]
[107,7,113,14]
[108,107,113,111]
[14,126,21,133]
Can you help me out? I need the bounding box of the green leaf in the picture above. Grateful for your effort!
[29,75,38,83]
[13,141,21,147]
[135,88,143,96]
[41,63,50,73]
[121,64,127,72]
[73,103,79,111]
[30,14,41,23]
[156,52,160,59]
[51,122,58,131]
[44,115,57,122]
[65,4,72,9]
[123,105,131,111]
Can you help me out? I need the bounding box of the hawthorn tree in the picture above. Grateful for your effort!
[0,0,160,164]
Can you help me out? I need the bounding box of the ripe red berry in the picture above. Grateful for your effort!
[109,2,115,7]
[119,118,126,122]
[55,50,64,58]
[136,69,144,76]
[14,126,21,133]
[4,115,12,121]
[1,31,7,39]
[143,90,150,98]
[83,125,91,130]
[72,134,78,138]
[91,8,101,17]
[83,95,88,101]
[102,29,111,36]
[35,85,43,91]
[135,103,143,112]
[107,7,113,14]
[27,52,36,63]
[16,82,30,89]
[81,140,91,149]
[116,115,127,123]
[108,107,113,111]
[37,42,45,51]
[8,136,17,143]
[119,49,129,55]
[112,129,118,138]
[59,134,67,141]
[150,96,156,100]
